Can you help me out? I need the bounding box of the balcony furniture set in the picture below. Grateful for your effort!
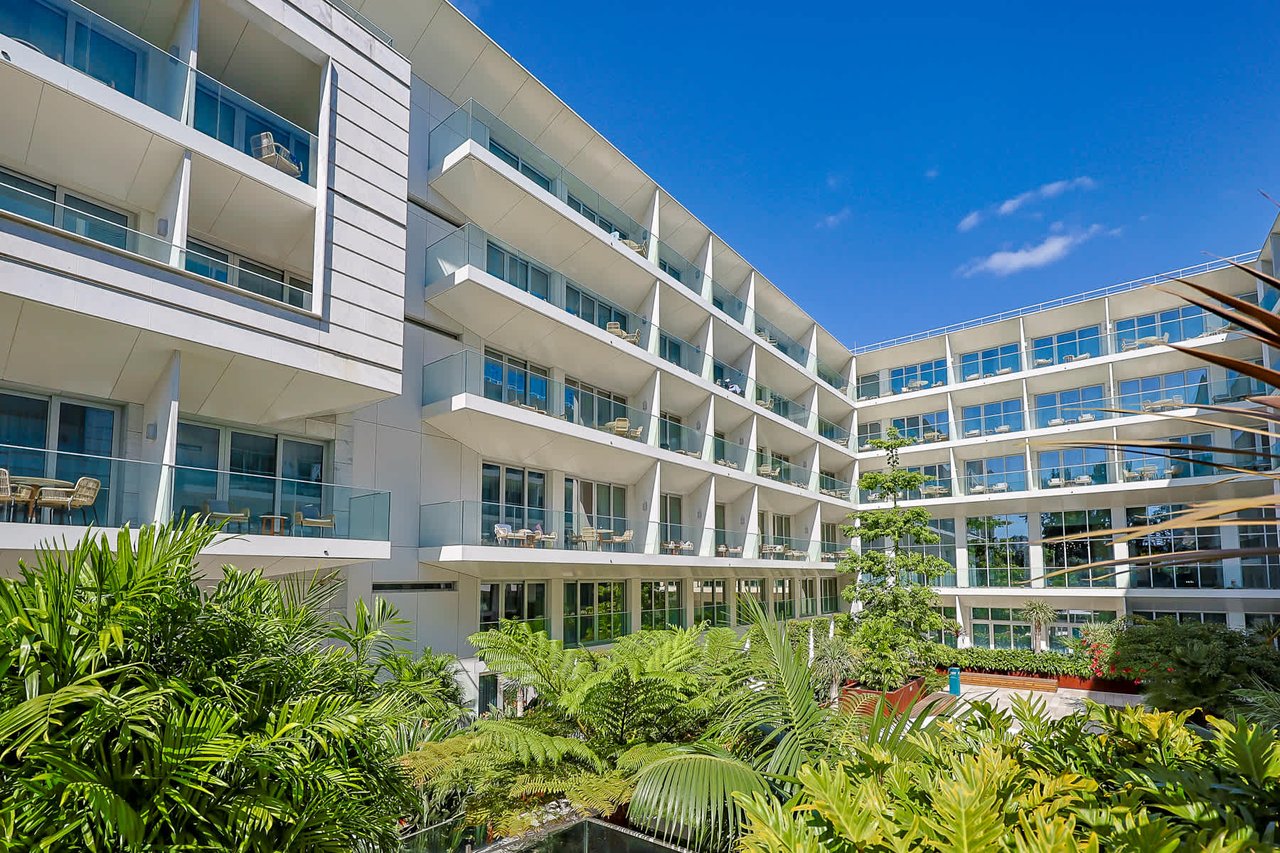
[493,523,557,548]
[566,526,634,551]
[605,322,641,345]
[968,482,1009,495]
[1121,334,1171,352]
[1,470,100,523]
[202,500,334,536]
[602,418,643,439]
[251,132,302,178]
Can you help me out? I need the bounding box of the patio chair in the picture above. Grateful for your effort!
[293,504,336,537]
[250,131,302,178]
[627,425,643,440]
[572,526,598,550]
[1072,475,1094,486]
[493,523,520,545]
[38,477,101,525]
[0,468,26,523]
[609,417,630,436]
[204,500,250,532]
[620,238,647,255]
[610,529,634,551]
[537,529,558,547]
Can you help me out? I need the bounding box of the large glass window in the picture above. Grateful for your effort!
[1127,504,1222,589]
[960,398,1023,437]
[1042,509,1115,587]
[1034,385,1105,428]
[1036,447,1110,488]
[891,410,949,442]
[736,578,765,621]
[659,493,684,546]
[567,194,625,240]
[565,284,632,333]
[186,239,310,309]
[1031,325,1101,366]
[481,463,547,543]
[565,478,628,541]
[1118,368,1210,411]
[173,422,220,519]
[772,578,795,621]
[480,581,547,632]
[640,580,684,629]
[857,420,882,450]
[1241,509,1280,590]
[958,343,1020,380]
[856,373,882,400]
[482,349,550,413]
[486,241,549,300]
[488,138,552,191]
[820,577,840,613]
[889,358,948,393]
[963,455,1026,494]
[900,518,956,586]
[0,392,116,522]
[1048,610,1116,652]
[564,378,628,431]
[564,580,628,647]
[1120,433,1214,481]
[693,580,729,626]
[1114,305,1220,350]
[900,463,951,500]
[969,607,1033,650]
[0,167,56,225]
[966,514,1029,586]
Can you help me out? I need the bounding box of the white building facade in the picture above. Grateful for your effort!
[1,0,1276,709]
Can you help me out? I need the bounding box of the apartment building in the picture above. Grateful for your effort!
[0,0,1276,709]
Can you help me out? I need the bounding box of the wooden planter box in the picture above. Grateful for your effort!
[1056,674,1142,693]
[841,675,926,713]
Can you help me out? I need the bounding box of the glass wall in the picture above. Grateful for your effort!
[1031,324,1102,366]
[889,358,948,393]
[1034,385,1105,428]
[1041,509,1114,587]
[960,398,1024,437]
[1126,504,1222,588]
[640,580,684,629]
[479,581,548,632]
[966,514,1029,586]
[564,581,629,647]
[958,343,1020,380]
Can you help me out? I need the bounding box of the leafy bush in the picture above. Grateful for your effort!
[920,643,1094,677]
[1112,618,1280,717]
[0,522,456,851]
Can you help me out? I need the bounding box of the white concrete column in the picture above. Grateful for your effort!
[804,324,820,375]
[743,271,759,336]
[141,352,181,523]
[638,370,661,449]
[641,280,661,355]
[637,461,662,555]
[153,152,191,266]
[689,475,715,557]
[644,189,661,266]
[169,0,199,121]
[696,235,715,302]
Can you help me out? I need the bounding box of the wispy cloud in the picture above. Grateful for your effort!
[957,176,1097,232]
[816,207,852,230]
[924,167,940,180]
[825,172,844,190]
[959,224,1106,277]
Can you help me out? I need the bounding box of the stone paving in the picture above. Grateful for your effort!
[954,684,1142,719]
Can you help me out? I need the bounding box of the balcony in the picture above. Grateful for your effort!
[0,443,390,568]
[818,473,852,500]
[712,359,748,397]
[817,416,851,446]
[816,359,849,394]
[756,454,814,491]
[709,280,747,323]
[713,436,749,472]
[419,502,646,553]
[755,385,811,429]
[0,0,318,185]
[713,528,753,558]
[760,534,812,561]
[1112,306,1232,352]
[658,418,705,459]
[754,315,809,366]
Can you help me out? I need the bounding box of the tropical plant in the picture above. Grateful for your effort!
[809,629,858,704]
[920,643,1094,677]
[0,520,459,852]
[1018,599,1059,653]
[838,428,956,690]
[735,697,1280,851]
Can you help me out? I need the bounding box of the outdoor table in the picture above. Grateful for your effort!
[260,514,289,535]
[10,476,74,522]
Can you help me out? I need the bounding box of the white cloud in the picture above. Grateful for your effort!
[960,176,1097,231]
[959,224,1105,277]
[924,167,940,180]
[825,172,844,190]
[816,207,852,229]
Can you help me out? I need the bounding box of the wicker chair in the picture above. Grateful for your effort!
[36,477,101,524]
[0,468,31,522]
[204,500,250,533]
[293,504,336,537]
[250,131,302,178]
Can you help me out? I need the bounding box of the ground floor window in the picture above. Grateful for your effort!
[640,580,684,629]
[799,578,817,617]
[564,581,628,647]
[479,581,547,633]
[930,605,958,647]
[820,577,840,614]
[1047,609,1117,651]
[772,579,794,621]
[736,578,765,623]
[969,607,1032,649]
[693,580,729,627]
[1131,610,1227,625]
[478,673,499,714]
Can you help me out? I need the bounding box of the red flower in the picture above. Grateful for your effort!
[1166,667,1174,673]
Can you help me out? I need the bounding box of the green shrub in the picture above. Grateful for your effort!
[920,643,1094,677]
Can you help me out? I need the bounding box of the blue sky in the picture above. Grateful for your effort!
[457,0,1280,348]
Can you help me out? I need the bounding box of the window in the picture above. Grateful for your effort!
[658,257,684,284]
[1241,509,1280,589]
[820,577,840,613]
[930,605,958,647]
[1131,610,1228,625]
[1031,325,1102,366]
[640,580,684,629]
[963,455,1025,494]
[486,240,549,300]
[772,578,795,620]
[660,414,697,455]
[821,522,843,562]
[966,514,1030,586]
[1042,509,1114,587]
[1121,433,1214,481]
[487,138,551,191]
[479,581,547,632]
[900,518,956,586]
[713,361,747,396]
[482,349,551,412]
[1114,305,1222,350]
[960,398,1023,437]
[659,332,700,373]
[901,463,951,500]
[478,673,499,713]
[891,409,950,442]
[1118,368,1209,411]
[659,493,684,546]
[736,578,766,621]
[567,194,624,240]
[693,580,729,627]
[186,238,312,309]
[798,578,817,617]
[889,358,948,393]
[565,284,633,333]
[564,581,628,647]
[195,83,313,184]
[0,391,116,523]
[856,373,882,400]
[1034,385,1105,428]
[480,463,547,544]
[0,167,129,251]
[1036,447,1110,488]
[1048,610,1116,652]
[958,343,1020,380]
[564,477,627,541]
[969,607,1033,650]
[857,420,882,450]
[1127,504,1222,588]
[564,378,630,432]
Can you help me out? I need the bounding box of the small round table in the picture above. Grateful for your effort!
[10,477,73,522]
[260,515,288,536]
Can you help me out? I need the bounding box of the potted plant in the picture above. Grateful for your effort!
[838,429,956,710]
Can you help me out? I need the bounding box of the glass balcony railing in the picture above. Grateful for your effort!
[760,535,812,560]
[0,179,312,310]
[816,360,849,394]
[1032,392,1114,429]
[712,528,753,558]
[1027,331,1106,368]
[754,315,809,366]
[817,417,851,446]
[426,223,652,347]
[1113,307,1232,352]
[419,502,646,552]
[756,454,814,490]
[658,419,704,458]
[1035,461,1114,490]
[818,474,852,500]
[960,469,1027,496]
[713,436,749,471]
[658,330,706,376]
[755,386,811,428]
[423,351,652,443]
[709,280,747,323]
[429,100,648,247]
[820,542,846,562]
[0,443,389,539]
[712,360,748,397]
[655,239,703,293]
[957,412,1026,439]
[0,0,318,185]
